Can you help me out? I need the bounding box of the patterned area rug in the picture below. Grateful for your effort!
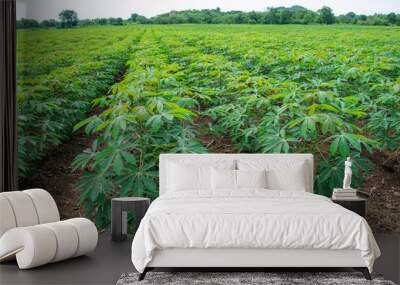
[117,272,396,285]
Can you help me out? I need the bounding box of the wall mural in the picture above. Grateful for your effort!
[16,0,400,231]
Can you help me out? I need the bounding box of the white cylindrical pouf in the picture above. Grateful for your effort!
[0,226,57,269]
[65,218,98,257]
[42,221,79,262]
[0,196,17,237]
[0,191,39,227]
[23,189,60,224]
[0,188,98,269]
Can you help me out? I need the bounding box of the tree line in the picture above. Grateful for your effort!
[17,6,400,29]
[17,10,124,29]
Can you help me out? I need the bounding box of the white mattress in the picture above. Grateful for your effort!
[131,190,380,273]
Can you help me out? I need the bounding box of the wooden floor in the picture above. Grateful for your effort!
[0,233,399,285]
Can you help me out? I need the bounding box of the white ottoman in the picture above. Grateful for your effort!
[0,189,98,269]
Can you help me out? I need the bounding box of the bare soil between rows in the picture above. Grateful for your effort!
[365,153,400,233]
[18,127,94,220]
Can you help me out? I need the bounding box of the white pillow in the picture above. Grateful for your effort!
[166,159,236,192]
[211,168,237,190]
[167,162,211,191]
[211,169,268,191]
[236,169,267,189]
[237,159,309,192]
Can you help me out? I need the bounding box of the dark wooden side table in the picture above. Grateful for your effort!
[111,197,150,241]
[331,197,367,218]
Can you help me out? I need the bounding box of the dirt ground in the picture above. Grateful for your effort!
[19,127,94,220]
[365,153,400,233]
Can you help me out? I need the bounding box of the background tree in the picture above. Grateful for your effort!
[318,6,335,24]
[136,15,150,24]
[94,18,108,25]
[359,15,367,21]
[279,9,293,24]
[40,19,57,28]
[337,12,357,24]
[108,17,124,26]
[302,11,317,24]
[346,12,357,24]
[264,7,279,24]
[17,18,40,29]
[245,11,260,24]
[386,12,397,25]
[59,9,78,28]
[78,19,95,27]
[130,13,139,22]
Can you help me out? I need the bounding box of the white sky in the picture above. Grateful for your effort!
[17,0,400,20]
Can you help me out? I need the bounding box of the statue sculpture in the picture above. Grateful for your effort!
[342,157,352,189]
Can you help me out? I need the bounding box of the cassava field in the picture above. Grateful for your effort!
[17,25,400,228]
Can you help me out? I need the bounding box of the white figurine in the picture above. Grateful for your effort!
[342,157,352,189]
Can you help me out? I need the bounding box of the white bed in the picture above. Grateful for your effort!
[131,154,380,280]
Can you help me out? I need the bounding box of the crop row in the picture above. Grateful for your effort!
[72,30,211,227]
[17,26,145,175]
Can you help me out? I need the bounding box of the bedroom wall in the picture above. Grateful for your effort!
[15,0,400,233]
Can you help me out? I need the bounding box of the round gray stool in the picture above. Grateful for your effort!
[111,197,150,242]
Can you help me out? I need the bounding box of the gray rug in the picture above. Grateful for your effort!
[117,272,396,285]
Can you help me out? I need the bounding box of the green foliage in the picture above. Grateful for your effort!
[72,24,400,228]
[59,10,79,28]
[17,18,40,29]
[20,24,400,229]
[318,6,336,25]
[17,7,400,29]
[148,7,400,26]
[147,7,399,26]
[108,18,124,26]
[40,19,57,28]
[164,24,399,197]
[16,26,145,176]
[72,32,207,228]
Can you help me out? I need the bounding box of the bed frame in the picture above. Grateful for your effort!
[140,248,370,280]
[139,154,371,281]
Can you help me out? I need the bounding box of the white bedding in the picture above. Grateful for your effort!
[131,190,380,273]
